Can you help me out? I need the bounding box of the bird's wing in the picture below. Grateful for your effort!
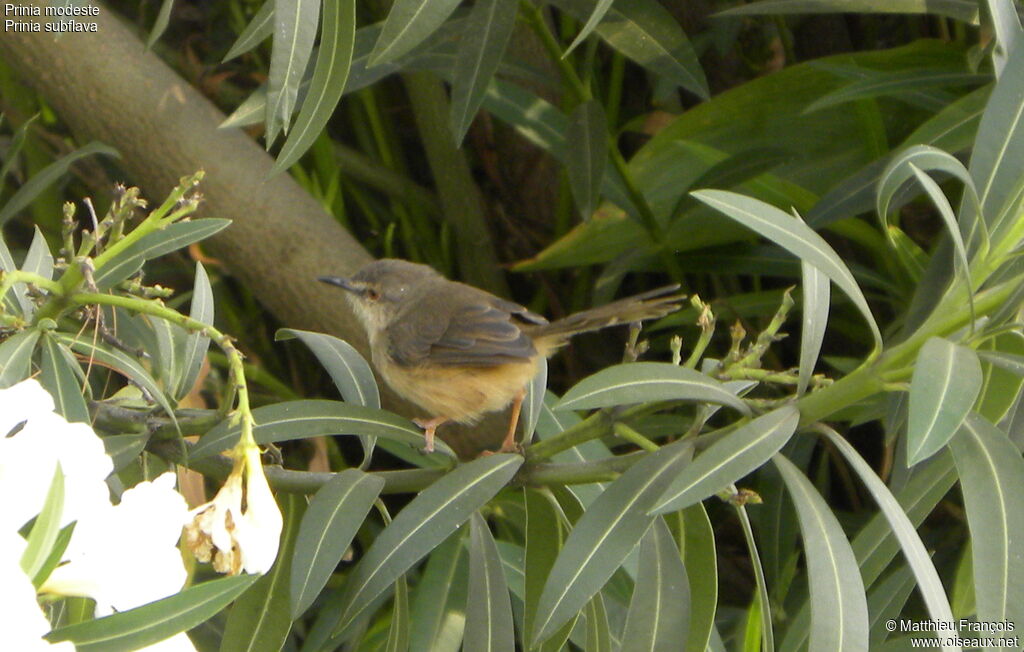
[386,290,546,367]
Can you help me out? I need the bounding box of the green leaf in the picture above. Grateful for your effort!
[799,261,830,396]
[565,0,614,55]
[146,0,175,48]
[93,219,231,289]
[102,433,149,472]
[692,189,882,348]
[520,358,548,447]
[31,521,75,590]
[0,230,24,314]
[773,453,869,652]
[651,406,800,514]
[291,469,384,618]
[276,328,379,465]
[805,70,986,113]
[276,329,379,408]
[949,413,1024,630]
[465,512,515,652]
[966,43,1024,246]
[21,463,64,581]
[174,262,214,400]
[555,361,750,414]
[876,144,979,229]
[819,427,957,630]
[333,454,523,636]
[565,100,608,219]
[550,0,709,99]
[680,504,717,652]
[191,400,455,460]
[271,0,357,175]
[0,329,41,388]
[867,565,917,647]
[448,0,517,145]
[57,333,176,422]
[47,574,260,650]
[977,349,1024,376]
[385,574,411,652]
[368,0,462,66]
[22,225,54,285]
[621,517,690,652]
[716,0,979,24]
[221,493,303,651]
[0,142,119,227]
[531,439,692,646]
[0,113,37,184]
[39,334,89,423]
[409,529,468,651]
[223,0,274,62]
[985,0,1022,76]
[584,592,614,652]
[524,489,572,652]
[907,337,982,465]
[266,0,320,142]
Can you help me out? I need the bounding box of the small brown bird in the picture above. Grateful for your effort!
[319,259,684,454]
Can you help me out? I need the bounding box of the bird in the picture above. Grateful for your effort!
[319,259,684,454]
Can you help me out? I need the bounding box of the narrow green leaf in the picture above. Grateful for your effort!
[221,493,303,652]
[174,262,214,400]
[805,70,986,113]
[94,219,231,289]
[465,513,515,652]
[22,225,54,283]
[735,504,774,652]
[621,517,690,652]
[102,433,149,472]
[985,0,1022,76]
[0,230,24,314]
[907,337,982,465]
[276,327,379,465]
[448,0,517,145]
[584,591,614,652]
[385,574,411,652]
[47,574,260,650]
[799,261,830,396]
[191,400,454,460]
[266,0,320,141]
[556,361,750,414]
[524,489,568,650]
[888,225,929,281]
[716,0,979,24]
[56,333,176,421]
[520,358,547,448]
[40,334,89,423]
[774,453,869,652]
[565,0,615,55]
[276,329,379,408]
[550,0,709,99]
[531,439,692,646]
[291,469,384,618]
[146,0,175,48]
[271,0,357,175]
[31,522,75,590]
[223,0,274,62]
[819,427,957,636]
[368,0,462,66]
[978,349,1024,376]
[681,504,717,652]
[565,100,608,219]
[0,113,38,184]
[149,314,178,393]
[0,142,119,227]
[876,145,979,231]
[0,329,41,388]
[333,454,523,636]
[867,565,918,647]
[21,463,64,581]
[693,189,882,347]
[949,413,1024,631]
[966,43,1024,245]
[651,406,800,514]
[409,530,468,651]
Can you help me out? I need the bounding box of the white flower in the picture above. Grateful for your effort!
[185,446,282,575]
[41,472,190,616]
[0,530,75,651]
[0,379,113,532]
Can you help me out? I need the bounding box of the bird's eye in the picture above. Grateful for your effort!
[366,288,381,301]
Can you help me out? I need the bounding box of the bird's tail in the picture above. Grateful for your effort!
[529,285,685,352]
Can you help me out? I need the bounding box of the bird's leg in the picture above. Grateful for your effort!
[498,388,526,453]
[413,416,448,453]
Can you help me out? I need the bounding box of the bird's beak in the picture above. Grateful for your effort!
[317,276,361,294]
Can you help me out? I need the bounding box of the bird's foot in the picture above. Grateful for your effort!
[413,416,448,453]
